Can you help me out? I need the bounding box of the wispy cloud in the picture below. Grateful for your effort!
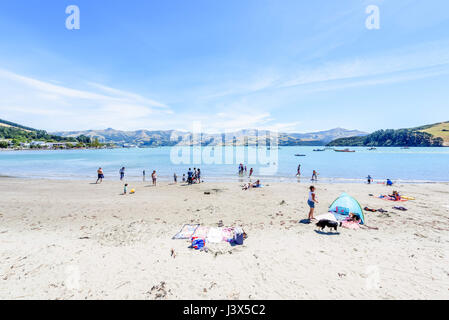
[0,69,172,131]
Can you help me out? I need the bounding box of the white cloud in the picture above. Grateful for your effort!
[0,69,172,131]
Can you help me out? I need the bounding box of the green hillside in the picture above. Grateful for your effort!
[327,122,448,147]
[0,118,94,148]
[416,122,449,146]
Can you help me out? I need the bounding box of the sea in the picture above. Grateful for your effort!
[0,146,448,183]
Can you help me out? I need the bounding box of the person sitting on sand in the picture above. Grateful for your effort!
[307,186,318,221]
[386,179,393,186]
[96,167,104,184]
[389,191,401,201]
[242,180,262,190]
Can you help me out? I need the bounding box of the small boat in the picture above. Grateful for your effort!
[368,147,377,150]
[294,154,306,157]
[401,147,410,149]
[334,148,356,153]
[313,149,325,152]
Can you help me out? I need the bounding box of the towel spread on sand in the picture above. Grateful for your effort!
[191,226,210,239]
[172,224,200,239]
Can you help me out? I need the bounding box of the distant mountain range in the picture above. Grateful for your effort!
[52,127,368,147]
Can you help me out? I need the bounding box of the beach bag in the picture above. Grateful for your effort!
[232,227,244,245]
[191,237,205,250]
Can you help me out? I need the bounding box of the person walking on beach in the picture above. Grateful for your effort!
[174,173,177,184]
[187,168,193,184]
[197,169,201,183]
[119,167,125,181]
[249,168,253,178]
[143,170,146,182]
[307,186,318,221]
[297,164,301,177]
[152,170,157,186]
[311,170,318,181]
[367,175,373,184]
[96,167,104,184]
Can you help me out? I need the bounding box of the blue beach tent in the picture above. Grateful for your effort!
[329,193,365,224]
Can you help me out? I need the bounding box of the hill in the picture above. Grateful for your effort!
[53,128,367,147]
[327,122,448,147]
[0,118,94,148]
[416,122,449,146]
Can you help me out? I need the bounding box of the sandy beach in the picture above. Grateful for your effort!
[0,178,448,300]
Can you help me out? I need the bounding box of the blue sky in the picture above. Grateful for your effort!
[0,0,448,133]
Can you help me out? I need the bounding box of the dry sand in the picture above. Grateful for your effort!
[0,178,448,299]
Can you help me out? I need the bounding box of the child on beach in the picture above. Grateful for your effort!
[96,167,104,184]
[307,186,318,221]
[123,183,128,195]
[311,170,318,181]
[152,170,157,186]
[182,174,186,182]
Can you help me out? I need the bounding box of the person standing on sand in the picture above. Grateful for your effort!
[152,170,157,186]
[119,167,125,181]
[174,173,177,184]
[143,170,146,182]
[249,168,253,178]
[297,164,301,177]
[96,167,104,184]
[307,186,318,221]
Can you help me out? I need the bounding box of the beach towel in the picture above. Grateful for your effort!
[207,227,224,243]
[379,195,408,202]
[172,224,199,239]
[191,226,210,240]
[341,220,360,230]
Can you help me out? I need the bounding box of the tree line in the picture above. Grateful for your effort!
[327,129,444,147]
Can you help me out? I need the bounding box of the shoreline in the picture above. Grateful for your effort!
[1,175,448,184]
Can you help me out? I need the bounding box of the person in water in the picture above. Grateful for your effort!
[311,170,318,181]
[96,167,104,184]
[307,186,318,221]
[119,167,125,181]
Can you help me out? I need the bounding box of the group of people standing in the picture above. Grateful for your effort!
[185,168,201,184]
[238,164,253,177]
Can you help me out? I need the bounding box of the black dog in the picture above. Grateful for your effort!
[316,219,341,232]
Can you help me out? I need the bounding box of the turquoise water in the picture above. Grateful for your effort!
[0,146,448,183]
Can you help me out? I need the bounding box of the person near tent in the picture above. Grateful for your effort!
[307,186,318,221]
